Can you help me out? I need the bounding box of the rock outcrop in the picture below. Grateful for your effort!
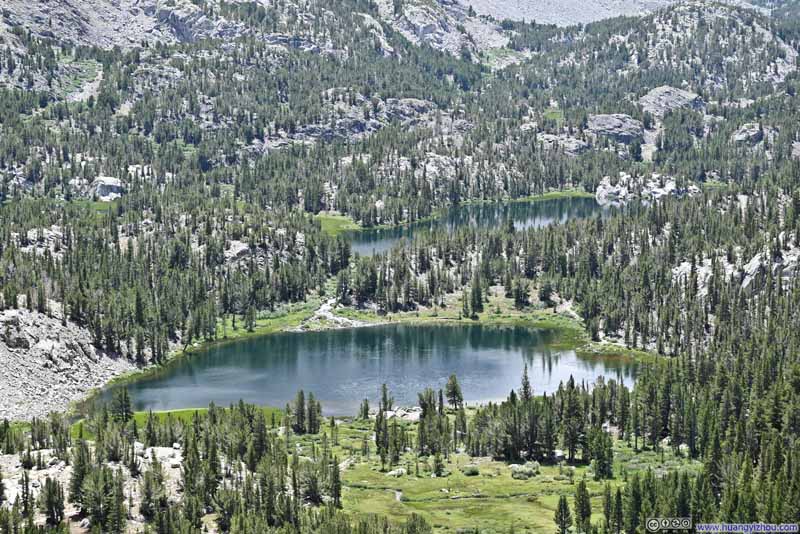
[0,0,243,50]
[154,1,243,43]
[92,176,126,201]
[374,0,509,60]
[587,114,644,144]
[742,247,800,292]
[639,86,703,118]
[466,0,678,26]
[731,123,765,145]
[535,133,590,157]
[0,444,185,532]
[595,172,699,206]
[0,309,137,420]
[257,96,465,151]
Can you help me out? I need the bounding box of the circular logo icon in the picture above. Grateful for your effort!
[646,518,661,532]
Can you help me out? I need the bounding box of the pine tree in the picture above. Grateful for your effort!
[470,272,483,316]
[613,487,623,534]
[358,398,370,420]
[39,477,65,526]
[603,483,612,530]
[20,470,31,518]
[293,390,306,434]
[461,287,470,318]
[144,410,157,447]
[69,440,91,504]
[624,474,642,534]
[181,434,203,528]
[554,494,572,534]
[111,388,133,423]
[330,456,342,508]
[107,470,126,534]
[140,471,159,521]
[81,468,110,528]
[574,480,591,533]
[433,453,445,477]
[306,392,318,434]
[445,374,463,409]
[706,431,723,500]
[521,364,532,402]
[563,376,584,462]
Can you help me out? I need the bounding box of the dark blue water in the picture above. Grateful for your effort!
[105,324,637,415]
[345,196,607,256]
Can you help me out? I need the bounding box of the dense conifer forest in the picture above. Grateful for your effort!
[2,0,800,532]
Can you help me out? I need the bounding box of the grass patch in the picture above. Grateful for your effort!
[543,107,565,125]
[70,406,283,440]
[56,59,100,98]
[577,342,659,364]
[513,189,593,202]
[68,198,118,215]
[339,433,701,533]
[700,179,729,191]
[335,290,588,350]
[61,405,704,532]
[316,212,361,236]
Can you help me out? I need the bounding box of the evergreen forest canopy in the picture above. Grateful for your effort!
[1,0,800,531]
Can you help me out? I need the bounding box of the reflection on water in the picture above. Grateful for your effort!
[103,324,637,416]
[346,197,608,256]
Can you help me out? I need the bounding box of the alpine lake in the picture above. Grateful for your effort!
[102,196,635,415]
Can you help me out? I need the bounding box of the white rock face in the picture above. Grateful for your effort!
[359,13,396,57]
[672,256,735,298]
[1,445,186,532]
[375,0,509,59]
[258,95,465,152]
[0,0,244,49]
[464,0,677,26]
[12,225,65,258]
[92,176,126,201]
[225,240,251,264]
[742,247,800,292]
[639,86,703,118]
[587,114,644,144]
[595,172,699,206]
[380,406,422,422]
[534,133,590,157]
[155,0,243,42]
[732,123,765,145]
[0,309,138,420]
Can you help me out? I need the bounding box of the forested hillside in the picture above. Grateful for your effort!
[1,0,800,532]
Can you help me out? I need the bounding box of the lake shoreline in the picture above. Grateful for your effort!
[65,190,634,420]
[316,188,594,237]
[76,289,648,418]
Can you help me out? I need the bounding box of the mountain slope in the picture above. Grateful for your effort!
[463,0,768,25]
[464,0,676,26]
[0,0,244,49]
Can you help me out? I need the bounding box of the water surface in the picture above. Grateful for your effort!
[346,196,607,256]
[106,324,637,415]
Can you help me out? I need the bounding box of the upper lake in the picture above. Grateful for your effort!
[345,196,608,256]
[105,324,638,415]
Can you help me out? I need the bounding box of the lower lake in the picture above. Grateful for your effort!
[104,324,637,415]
